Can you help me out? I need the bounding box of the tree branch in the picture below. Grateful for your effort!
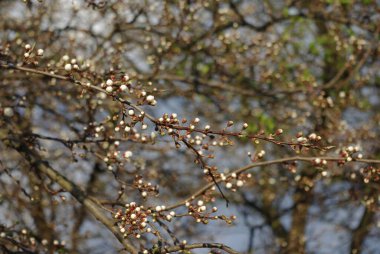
[10,142,138,254]
[164,156,380,211]
[163,242,241,254]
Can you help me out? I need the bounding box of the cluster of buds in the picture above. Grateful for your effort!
[123,150,133,159]
[340,145,362,162]
[257,150,266,159]
[103,149,123,166]
[101,76,134,94]
[360,166,380,183]
[158,113,180,126]
[0,229,66,251]
[61,55,81,71]
[313,158,327,166]
[84,121,113,138]
[247,150,266,161]
[349,35,368,51]
[220,171,252,190]
[308,133,322,142]
[113,118,155,144]
[296,132,322,143]
[23,43,44,63]
[114,202,150,238]
[189,134,207,147]
[100,75,157,106]
[133,175,159,198]
[153,206,176,222]
[184,200,226,224]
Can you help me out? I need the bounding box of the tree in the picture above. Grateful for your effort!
[0,0,379,253]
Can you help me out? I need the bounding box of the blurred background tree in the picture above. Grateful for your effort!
[0,0,379,253]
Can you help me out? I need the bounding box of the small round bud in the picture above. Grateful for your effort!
[297,137,306,142]
[308,133,317,140]
[106,79,113,86]
[123,151,133,159]
[146,95,155,102]
[64,63,72,71]
[37,49,44,56]
[62,55,69,61]
[3,107,14,117]
[120,84,127,91]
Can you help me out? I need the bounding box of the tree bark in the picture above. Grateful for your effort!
[349,207,374,254]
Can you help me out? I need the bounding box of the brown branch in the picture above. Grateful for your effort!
[349,207,374,254]
[10,142,138,254]
[0,62,327,151]
[163,242,241,254]
[164,156,380,211]
[322,24,380,90]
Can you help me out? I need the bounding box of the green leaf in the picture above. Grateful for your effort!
[246,113,276,134]
[309,42,319,56]
[196,63,210,75]
[340,0,353,5]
